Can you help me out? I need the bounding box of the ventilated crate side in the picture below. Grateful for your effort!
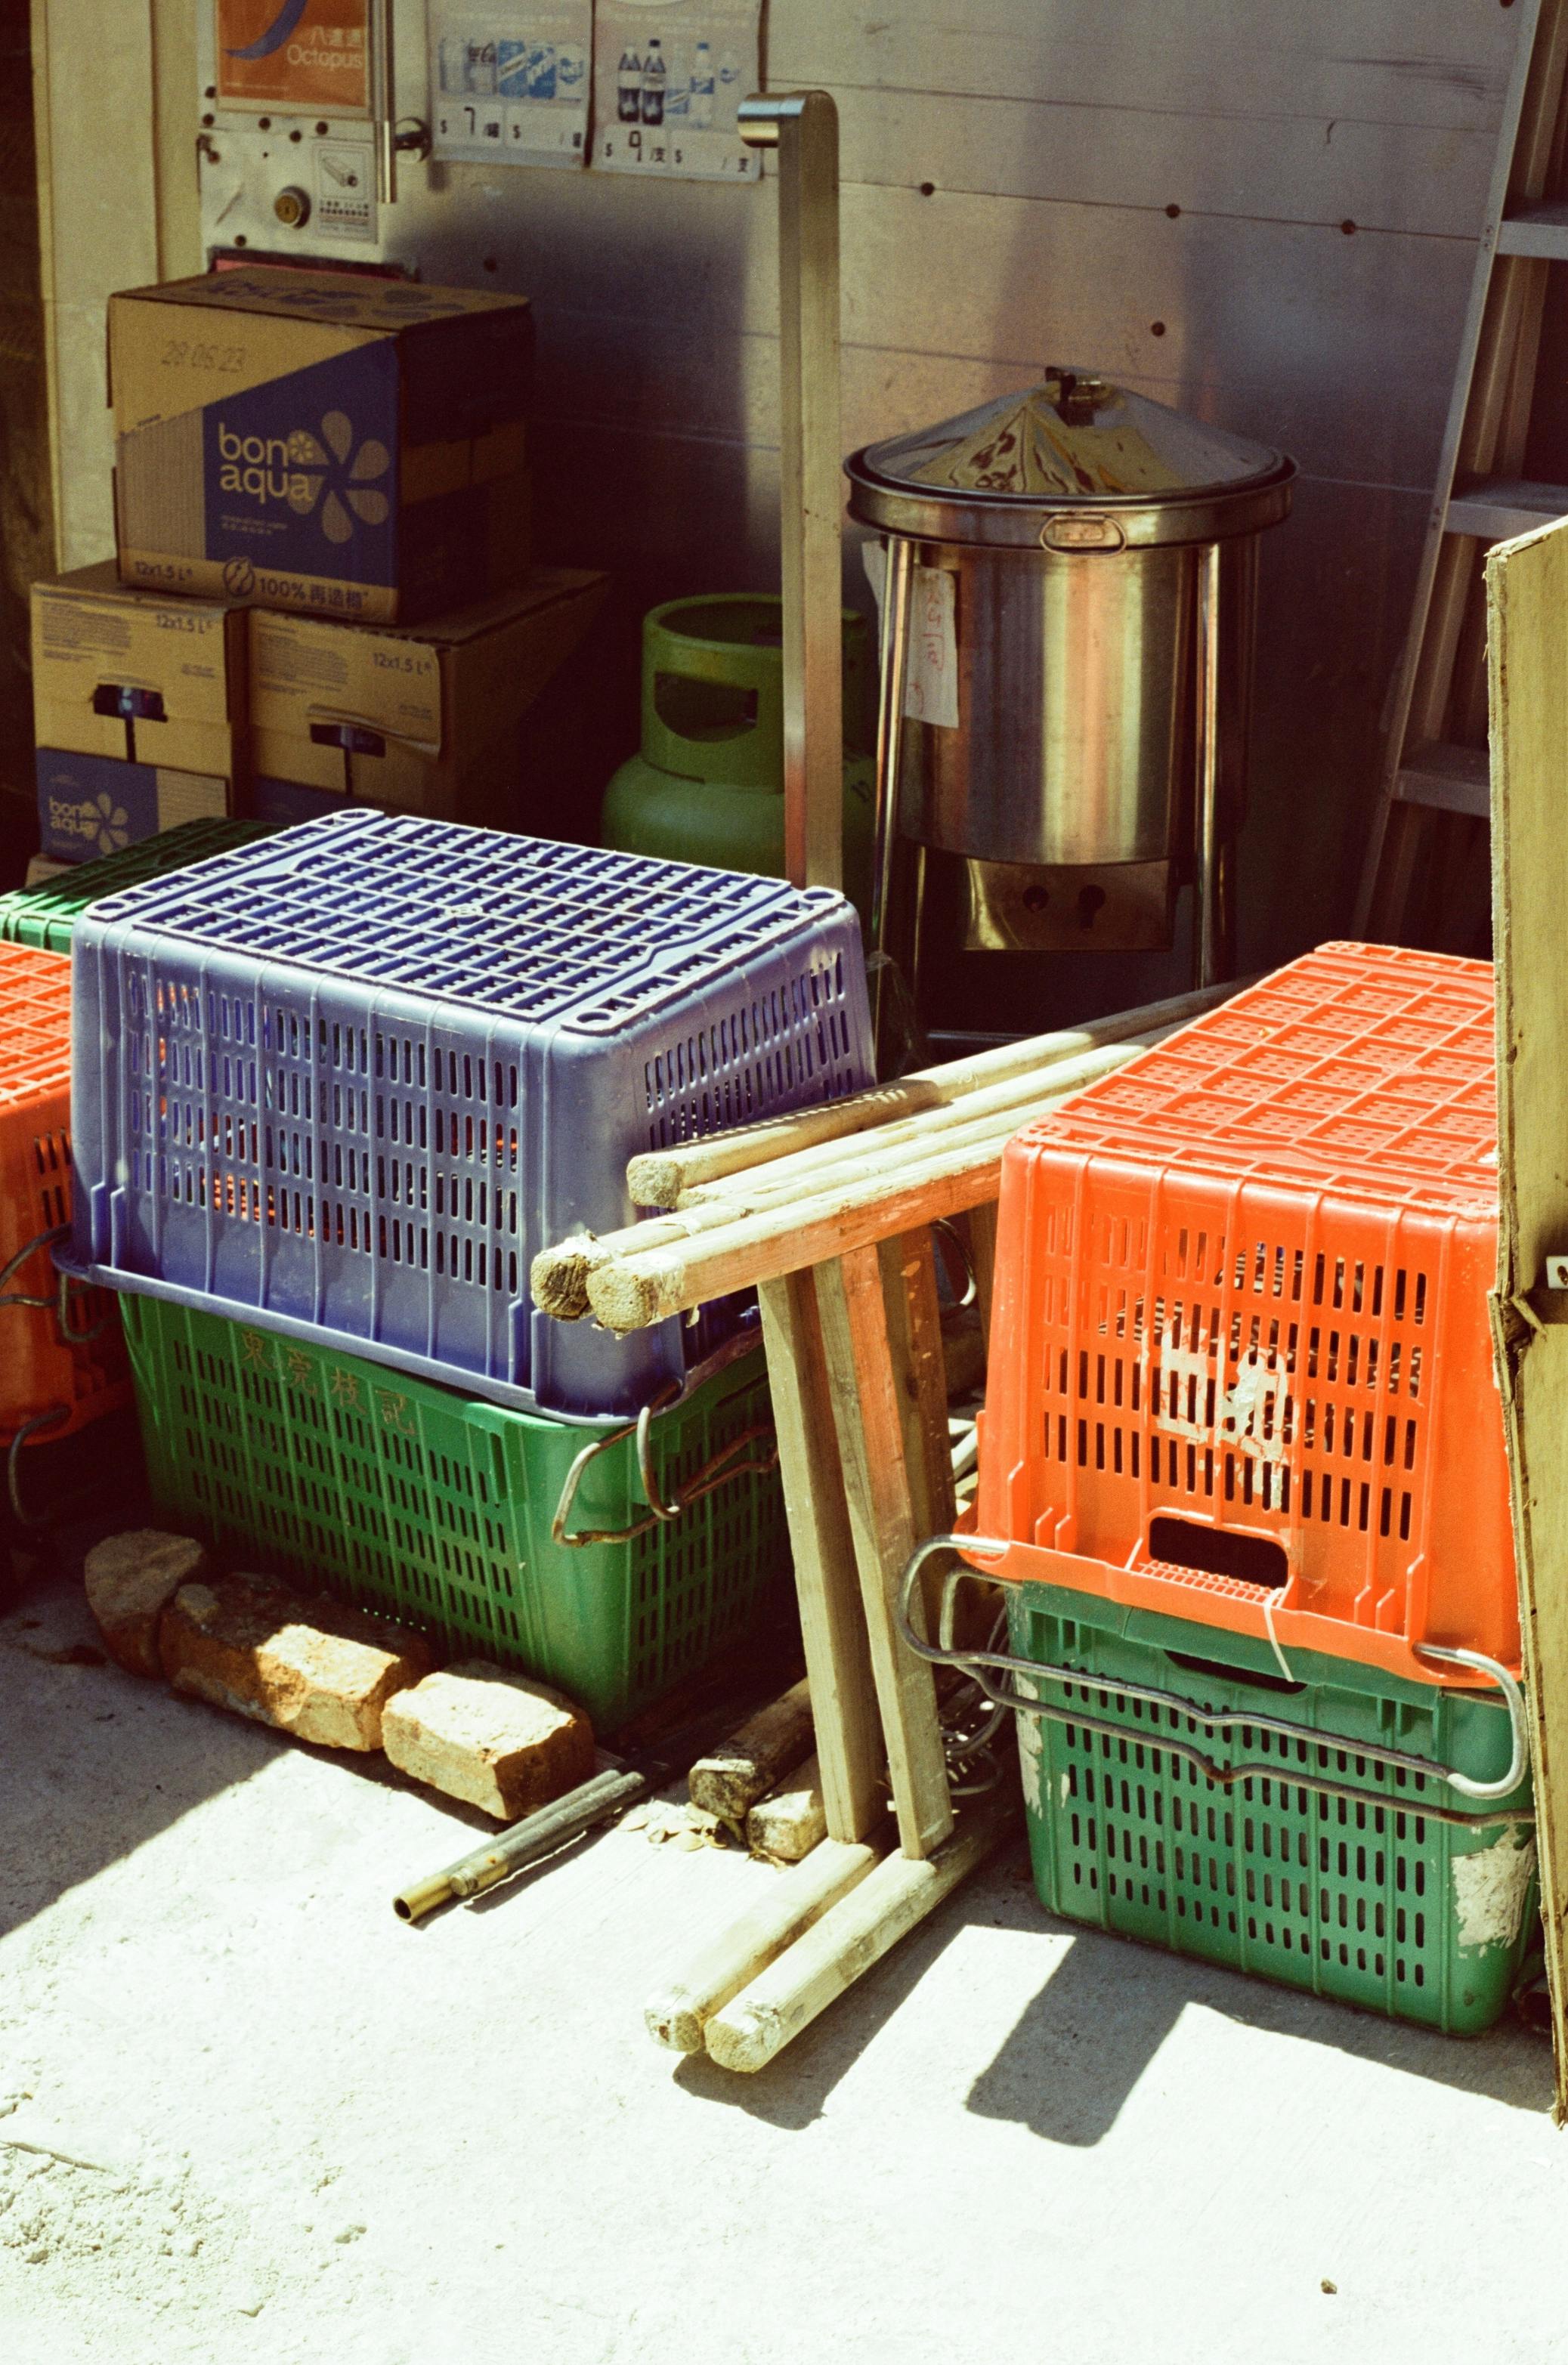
[123,1293,790,1730]
[69,811,872,1416]
[0,944,127,1440]
[979,944,1511,1688]
[1010,1584,1536,2035]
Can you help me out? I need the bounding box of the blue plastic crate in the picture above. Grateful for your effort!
[65,808,871,1415]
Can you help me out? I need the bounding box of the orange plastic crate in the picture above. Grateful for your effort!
[977,944,1513,1690]
[0,942,127,1444]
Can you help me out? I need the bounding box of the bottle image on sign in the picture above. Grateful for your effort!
[642,38,666,125]
[524,41,556,100]
[617,48,642,122]
[664,46,689,120]
[462,37,496,94]
[555,43,587,101]
[716,48,741,128]
[690,41,715,127]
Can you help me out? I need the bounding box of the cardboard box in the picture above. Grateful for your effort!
[110,267,534,626]
[36,748,227,863]
[32,560,245,781]
[248,564,608,826]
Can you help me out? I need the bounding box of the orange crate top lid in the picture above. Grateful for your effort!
[0,940,72,1108]
[1019,943,1496,1217]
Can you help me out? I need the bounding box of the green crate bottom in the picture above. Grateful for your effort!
[122,1294,790,1732]
[1008,1584,1538,2035]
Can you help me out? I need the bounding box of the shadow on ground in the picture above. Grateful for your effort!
[0,1546,494,1940]
[673,1832,1554,2139]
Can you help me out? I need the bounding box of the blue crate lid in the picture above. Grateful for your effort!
[84,808,852,1037]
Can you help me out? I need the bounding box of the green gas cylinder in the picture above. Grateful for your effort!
[601,594,876,923]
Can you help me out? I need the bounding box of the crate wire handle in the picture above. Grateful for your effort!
[896,1535,1532,1819]
[0,1223,107,1345]
[930,1218,977,1309]
[551,1387,781,1549]
[7,1404,73,1529]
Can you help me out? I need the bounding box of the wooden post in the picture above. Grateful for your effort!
[1486,512,1568,2119]
[756,1272,885,1844]
[704,1792,1015,2073]
[816,1243,954,1860]
[644,1837,881,2053]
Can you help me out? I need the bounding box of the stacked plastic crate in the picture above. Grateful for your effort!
[0,945,131,1528]
[972,944,1535,2032]
[0,824,285,1528]
[58,806,874,1730]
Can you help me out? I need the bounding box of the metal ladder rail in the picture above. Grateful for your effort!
[1356,0,1568,940]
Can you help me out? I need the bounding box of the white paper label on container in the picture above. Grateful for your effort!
[428,1,592,168]
[860,543,960,731]
[905,567,960,729]
[592,0,762,181]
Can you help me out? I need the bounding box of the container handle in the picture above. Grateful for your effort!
[1039,513,1126,553]
[895,1536,1532,1821]
[8,1405,74,1530]
[551,1390,780,1549]
[0,1224,108,1346]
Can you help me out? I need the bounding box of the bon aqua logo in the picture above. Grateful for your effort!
[216,408,390,546]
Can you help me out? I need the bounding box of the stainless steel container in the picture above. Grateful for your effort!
[845,372,1294,985]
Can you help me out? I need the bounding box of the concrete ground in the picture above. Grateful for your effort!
[2,1555,1565,2365]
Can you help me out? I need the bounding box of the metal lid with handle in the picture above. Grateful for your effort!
[847,370,1295,549]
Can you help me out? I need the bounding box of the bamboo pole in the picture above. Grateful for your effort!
[624,977,1253,1208]
[585,1093,1084,1332]
[702,1792,1016,2071]
[531,1037,1154,1322]
[643,1835,882,2052]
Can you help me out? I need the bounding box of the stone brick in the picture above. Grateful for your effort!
[84,1530,209,1679]
[158,1572,433,1751]
[746,1754,827,1861]
[381,1660,595,1820]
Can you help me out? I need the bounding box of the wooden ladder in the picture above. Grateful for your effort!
[1356,0,1568,944]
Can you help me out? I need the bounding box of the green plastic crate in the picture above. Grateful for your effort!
[0,820,275,953]
[122,1294,790,1731]
[1007,1583,1537,2034]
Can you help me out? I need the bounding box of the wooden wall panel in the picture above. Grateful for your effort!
[32,0,1526,958]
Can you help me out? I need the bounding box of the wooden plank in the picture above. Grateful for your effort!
[1499,198,1568,254]
[827,85,1495,238]
[703,1791,1016,2072]
[643,1836,882,2053]
[522,196,1474,491]
[624,981,1231,1209]
[1448,476,1568,542]
[1486,512,1568,2121]
[1353,2,1546,937]
[687,1679,815,1823]
[554,1038,1149,1324]
[32,0,199,571]
[589,1107,1044,1331]
[150,0,203,281]
[756,1272,884,1845]
[816,1244,954,1861]
[769,0,1517,129]
[880,1229,957,1546]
